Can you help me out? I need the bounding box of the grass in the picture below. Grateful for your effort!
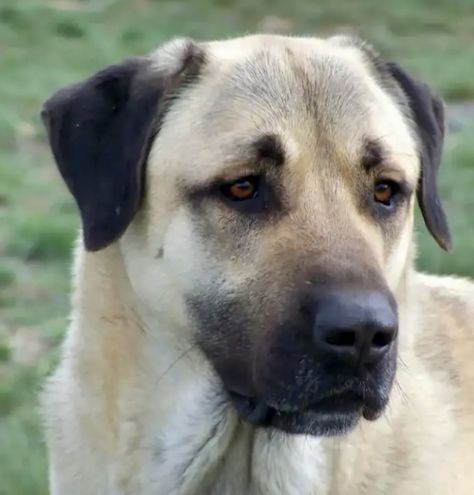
[0,0,473,493]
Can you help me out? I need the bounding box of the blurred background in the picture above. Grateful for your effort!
[0,0,473,493]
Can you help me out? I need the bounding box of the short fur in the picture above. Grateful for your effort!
[41,35,474,495]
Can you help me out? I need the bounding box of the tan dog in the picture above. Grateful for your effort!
[41,35,474,495]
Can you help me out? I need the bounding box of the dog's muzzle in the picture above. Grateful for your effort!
[227,290,398,436]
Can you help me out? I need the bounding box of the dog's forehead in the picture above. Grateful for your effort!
[205,34,362,64]
[148,35,418,186]
[204,36,367,122]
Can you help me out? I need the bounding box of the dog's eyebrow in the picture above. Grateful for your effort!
[362,139,385,171]
[182,134,286,198]
[226,133,285,170]
[252,134,285,167]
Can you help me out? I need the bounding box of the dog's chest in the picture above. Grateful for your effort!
[213,428,330,495]
[138,410,329,495]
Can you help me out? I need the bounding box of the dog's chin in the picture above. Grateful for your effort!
[228,391,385,436]
[270,408,362,436]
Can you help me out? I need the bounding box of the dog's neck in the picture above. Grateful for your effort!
[69,242,415,495]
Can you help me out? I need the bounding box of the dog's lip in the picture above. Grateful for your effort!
[228,389,374,427]
[308,390,365,413]
[228,391,274,425]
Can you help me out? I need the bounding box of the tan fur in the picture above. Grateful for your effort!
[42,35,474,494]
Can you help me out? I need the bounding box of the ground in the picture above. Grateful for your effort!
[0,1,473,493]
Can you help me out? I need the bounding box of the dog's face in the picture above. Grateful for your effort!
[42,35,451,436]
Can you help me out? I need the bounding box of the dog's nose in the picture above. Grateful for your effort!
[312,291,397,367]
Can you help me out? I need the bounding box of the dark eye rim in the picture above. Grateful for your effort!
[220,175,261,202]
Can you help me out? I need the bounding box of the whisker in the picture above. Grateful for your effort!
[394,377,412,408]
[154,343,197,389]
[397,356,409,370]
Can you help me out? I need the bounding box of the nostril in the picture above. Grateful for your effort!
[325,330,356,347]
[371,330,394,348]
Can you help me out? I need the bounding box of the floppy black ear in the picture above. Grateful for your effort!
[41,58,164,251]
[386,62,452,251]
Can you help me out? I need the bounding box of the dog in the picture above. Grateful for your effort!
[41,34,474,494]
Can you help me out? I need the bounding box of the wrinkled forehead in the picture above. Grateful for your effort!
[149,35,418,184]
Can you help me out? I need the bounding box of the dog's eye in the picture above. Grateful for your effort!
[220,176,259,201]
[374,180,398,206]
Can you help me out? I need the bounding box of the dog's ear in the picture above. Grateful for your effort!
[41,58,160,251]
[386,62,452,251]
[41,41,204,251]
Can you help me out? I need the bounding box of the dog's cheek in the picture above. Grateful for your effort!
[185,290,258,395]
[118,212,206,329]
[383,208,415,295]
[145,208,215,294]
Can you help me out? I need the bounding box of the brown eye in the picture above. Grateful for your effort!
[221,176,259,201]
[374,181,395,205]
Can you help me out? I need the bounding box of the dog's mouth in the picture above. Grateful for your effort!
[228,388,385,436]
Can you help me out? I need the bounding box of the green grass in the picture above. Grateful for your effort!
[0,0,473,493]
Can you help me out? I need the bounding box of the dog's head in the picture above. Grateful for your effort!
[42,35,450,436]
